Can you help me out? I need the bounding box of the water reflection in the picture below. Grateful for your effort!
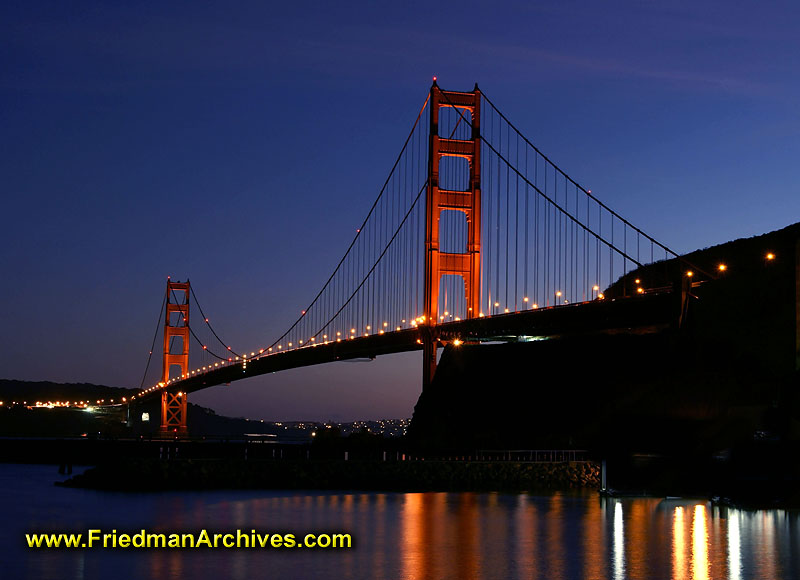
[613,500,625,580]
[4,465,800,580]
[692,504,709,580]
[728,510,740,580]
[673,506,687,580]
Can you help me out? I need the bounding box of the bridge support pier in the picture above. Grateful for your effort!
[161,391,188,437]
[422,330,439,390]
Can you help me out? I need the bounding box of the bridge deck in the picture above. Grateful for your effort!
[135,292,677,399]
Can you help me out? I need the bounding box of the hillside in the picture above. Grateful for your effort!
[409,222,800,453]
[0,380,299,439]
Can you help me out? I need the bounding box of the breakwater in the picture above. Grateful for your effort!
[57,458,600,492]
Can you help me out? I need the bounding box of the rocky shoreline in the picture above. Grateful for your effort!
[56,458,600,492]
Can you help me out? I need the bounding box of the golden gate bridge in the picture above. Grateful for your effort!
[131,81,711,435]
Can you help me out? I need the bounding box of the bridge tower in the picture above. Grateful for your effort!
[161,278,189,436]
[423,82,482,388]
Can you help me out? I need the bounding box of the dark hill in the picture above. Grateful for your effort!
[0,380,297,439]
[0,379,138,404]
[408,222,800,453]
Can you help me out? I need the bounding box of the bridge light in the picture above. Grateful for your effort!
[259,349,264,353]
[444,311,449,316]
[555,291,562,297]
[288,342,293,347]
[454,316,461,321]
[479,312,484,317]
[396,326,401,331]
[637,287,644,294]
[532,303,538,309]
[504,308,509,313]
[202,345,207,350]
[635,279,640,285]
[351,328,356,333]
[366,325,371,330]
[523,297,528,302]
[383,322,388,327]
[593,285,599,291]
[598,293,605,299]
[718,263,727,272]
[686,270,693,277]
[379,330,384,334]
[494,302,499,307]
[453,339,463,346]
[205,318,209,322]
[766,252,775,260]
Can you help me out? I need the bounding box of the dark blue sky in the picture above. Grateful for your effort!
[2,1,799,421]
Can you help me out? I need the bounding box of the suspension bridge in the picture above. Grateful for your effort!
[132,81,707,436]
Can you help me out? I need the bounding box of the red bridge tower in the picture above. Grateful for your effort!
[423,82,482,388]
[161,278,189,436]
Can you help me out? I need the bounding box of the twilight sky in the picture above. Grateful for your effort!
[2,1,800,421]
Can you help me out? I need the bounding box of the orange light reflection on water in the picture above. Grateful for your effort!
[582,493,605,580]
[673,506,687,580]
[692,504,710,580]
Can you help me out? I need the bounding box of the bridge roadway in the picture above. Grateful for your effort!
[137,291,678,399]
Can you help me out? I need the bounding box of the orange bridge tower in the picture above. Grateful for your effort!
[423,82,482,389]
[161,278,189,436]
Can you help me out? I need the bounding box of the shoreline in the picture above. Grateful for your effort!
[55,458,600,493]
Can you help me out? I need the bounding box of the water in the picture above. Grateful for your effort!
[2,464,798,579]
